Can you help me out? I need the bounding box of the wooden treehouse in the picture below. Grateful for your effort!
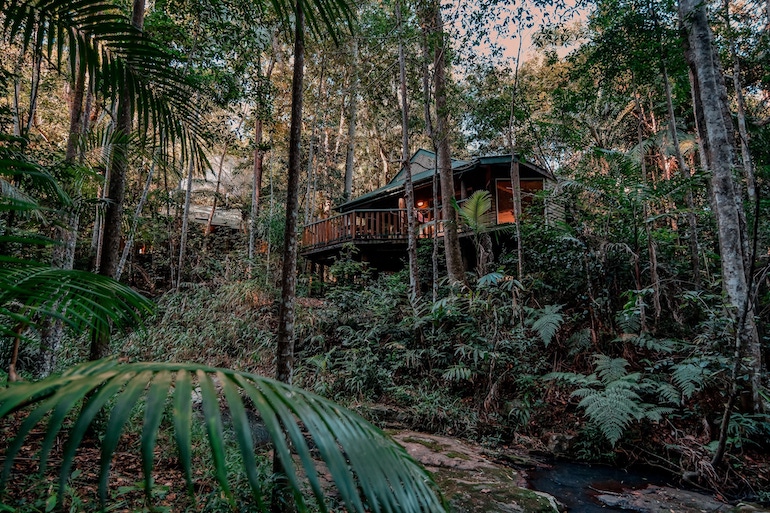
[300,149,555,272]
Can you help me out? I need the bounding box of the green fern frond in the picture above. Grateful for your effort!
[574,385,643,446]
[567,328,593,356]
[621,333,676,353]
[543,372,599,387]
[655,383,682,405]
[526,304,564,347]
[593,355,630,384]
[672,362,708,399]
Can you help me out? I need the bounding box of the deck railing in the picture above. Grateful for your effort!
[301,209,440,249]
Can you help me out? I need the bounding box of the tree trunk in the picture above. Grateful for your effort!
[723,0,756,202]
[249,47,277,278]
[429,0,464,285]
[420,22,439,301]
[37,61,87,377]
[90,0,145,361]
[397,0,420,301]
[272,3,304,511]
[176,157,195,290]
[117,154,155,281]
[679,0,762,421]
[634,91,662,325]
[343,38,358,202]
[662,62,700,287]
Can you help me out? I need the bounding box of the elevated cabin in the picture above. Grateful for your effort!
[300,149,555,271]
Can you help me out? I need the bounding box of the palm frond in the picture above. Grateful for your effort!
[0,0,206,164]
[0,359,446,512]
[456,190,494,233]
[0,257,154,337]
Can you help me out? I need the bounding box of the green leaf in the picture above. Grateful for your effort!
[0,361,445,512]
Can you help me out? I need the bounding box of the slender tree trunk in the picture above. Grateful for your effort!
[38,62,88,377]
[634,90,662,325]
[343,38,359,202]
[507,29,524,281]
[723,0,756,202]
[90,0,145,361]
[679,0,762,424]
[249,47,277,278]
[397,0,420,301]
[25,46,42,137]
[662,63,700,287]
[176,157,195,290]
[428,0,464,284]
[275,3,304,386]
[272,4,304,511]
[249,120,265,277]
[420,25,439,300]
[305,60,324,225]
[117,154,155,281]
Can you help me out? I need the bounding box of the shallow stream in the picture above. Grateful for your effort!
[527,462,671,512]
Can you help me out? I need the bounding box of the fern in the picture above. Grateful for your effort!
[526,304,564,347]
[573,378,644,446]
[672,362,708,399]
[549,355,673,446]
[593,355,629,383]
[567,328,593,356]
[442,365,473,382]
[620,333,676,353]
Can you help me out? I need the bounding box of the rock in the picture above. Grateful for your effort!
[392,432,561,513]
[544,433,574,456]
[595,484,734,512]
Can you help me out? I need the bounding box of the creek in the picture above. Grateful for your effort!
[527,461,672,512]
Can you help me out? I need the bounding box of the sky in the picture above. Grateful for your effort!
[448,0,588,65]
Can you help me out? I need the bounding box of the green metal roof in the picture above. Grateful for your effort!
[337,149,553,213]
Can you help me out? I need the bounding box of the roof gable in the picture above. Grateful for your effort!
[337,150,553,212]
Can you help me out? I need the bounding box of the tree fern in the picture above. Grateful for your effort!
[572,377,645,446]
[526,304,564,347]
[546,355,674,446]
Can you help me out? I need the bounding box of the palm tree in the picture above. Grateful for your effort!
[1,2,445,510]
[0,156,445,513]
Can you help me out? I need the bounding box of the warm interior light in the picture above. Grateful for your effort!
[416,200,425,207]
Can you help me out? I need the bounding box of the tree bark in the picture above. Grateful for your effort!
[275,0,305,388]
[429,0,464,285]
[116,154,155,281]
[90,0,145,361]
[397,0,420,301]
[723,0,756,202]
[419,24,439,300]
[272,4,304,512]
[679,0,762,419]
[249,46,277,278]
[343,38,359,202]
[662,62,700,288]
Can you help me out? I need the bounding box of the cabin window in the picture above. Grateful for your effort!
[495,179,544,224]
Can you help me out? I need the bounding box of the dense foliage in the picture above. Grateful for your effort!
[1,0,768,509]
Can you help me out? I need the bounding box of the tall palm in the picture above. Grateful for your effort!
[0,156,445,513]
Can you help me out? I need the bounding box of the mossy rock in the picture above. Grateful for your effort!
[392,432,560,513]
[435,467,560,513]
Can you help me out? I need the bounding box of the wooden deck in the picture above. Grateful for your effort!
[301,209,440,253]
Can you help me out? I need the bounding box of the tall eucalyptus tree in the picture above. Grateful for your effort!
[679,0,763,425]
